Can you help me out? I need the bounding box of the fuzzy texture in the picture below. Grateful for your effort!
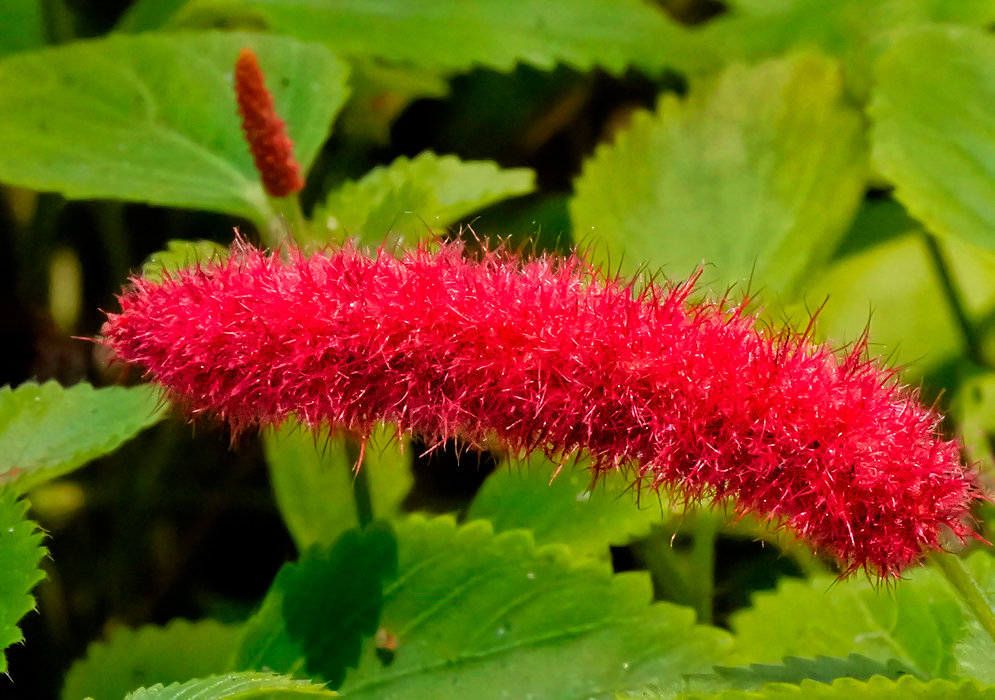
[101,241,977,576]
[234,48,304,198]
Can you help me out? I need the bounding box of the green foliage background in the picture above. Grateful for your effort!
[3,1,995,699]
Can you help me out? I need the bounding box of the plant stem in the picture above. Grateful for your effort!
[932,551,995,645]
[923,233,984,364]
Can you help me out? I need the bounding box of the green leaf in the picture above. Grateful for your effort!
[123,673,334,700]
[264,422,411,551]
[141,240,230,284]
[311,151,535,245]
[234,524,398,688]
[62,620,242,700]
[671,676,995,700]
[684,654,918,694]
[337,515,732,700]
[0,0,46,59]
[800,231,995,378]
[570,51,866,297]
[0,32,348,225]
[0,381,168,493]
[729,551,995,679]
[691,0,995,99]
[171,0,711,76]
[0,490,46,674]
[870,25,995,252]
[467,455,672,559]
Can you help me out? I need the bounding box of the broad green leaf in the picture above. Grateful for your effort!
[870,26,995,253]
[0,32,348,225]
[264,422,411,550]
[467,455,672,559]
[62,620,242,700]
[141,240,230,283]
[337,515,732,700]
[235,524,398,688]
[672,676,995,700]
[171,0,712,76]
[123,673,333,700]
[0,381,168,493]
[729,551,995,679]
[0,0,46,58]
[802,231,995,378]
[683,654,917,694]
[691,0,995,99]
[0,490,46,674]
[570,52,866,297]
[311,151,535,245]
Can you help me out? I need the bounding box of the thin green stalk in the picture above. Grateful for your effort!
[932,551,995,645]
[923,233,984,365]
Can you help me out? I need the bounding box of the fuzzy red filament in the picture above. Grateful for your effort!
[234,48,305,198]
[101,241,977,577]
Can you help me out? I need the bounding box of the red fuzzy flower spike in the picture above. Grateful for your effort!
[101,241,979,577]
[233,48,304,198]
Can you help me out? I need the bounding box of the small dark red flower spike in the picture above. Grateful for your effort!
[233,47,305,198]
[101,241,980,578]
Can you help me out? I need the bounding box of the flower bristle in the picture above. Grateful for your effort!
[233,48,304,198]
[101,241,979,577]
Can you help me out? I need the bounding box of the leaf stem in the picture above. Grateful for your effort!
[923,233,984,364]
[932,551,995,645]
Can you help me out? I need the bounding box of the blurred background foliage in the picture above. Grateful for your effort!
[4,0,995,698]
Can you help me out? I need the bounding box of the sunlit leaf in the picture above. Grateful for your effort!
[871,25,995,252]
[171,0,712,76]
[571,51,866,297]
[0,32,348,225]
[141,240,230,284]
[337,515,732,700]
[0,381,167,493]
[311,151,535,245]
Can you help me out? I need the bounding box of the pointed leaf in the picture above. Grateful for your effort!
[141,240,230,284]
[0,381,167,493]
[0,490,46,673]
[571,52,866,296]
[123,673,333,700]
[171,0,711,76]
[672,676,995,700]
[338,515,732,700]
[0,32,348,224]
[467,454,672,559]
[729,551,995,679]
[311,151,535,245]
[690,0,995,99]
[62,620,242,700]
[234,524,398,688]
[871,25,995,252]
